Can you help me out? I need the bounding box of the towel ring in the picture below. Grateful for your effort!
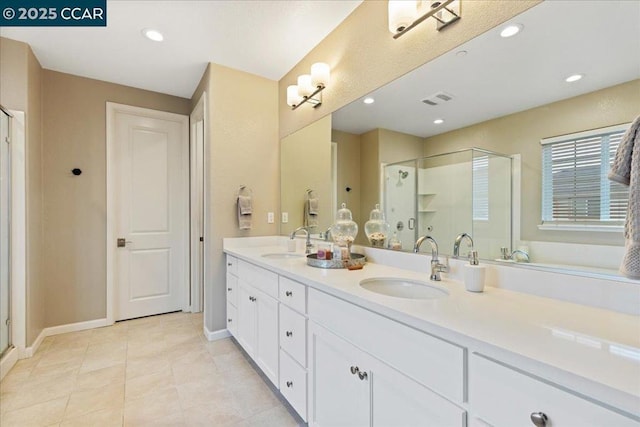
[238,185,253,198]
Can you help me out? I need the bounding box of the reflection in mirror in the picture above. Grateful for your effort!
[280,115,334,236]
[385,149,512,260]
[281,1,639,276]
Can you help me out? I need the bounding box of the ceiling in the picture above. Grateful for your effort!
[332,0,640,138]
[0,0,362,98]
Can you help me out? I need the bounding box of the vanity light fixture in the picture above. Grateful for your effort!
[286,62,330,110]
[363,97,375,104]
[500,24,523,38]
[388,0,461,39]
[433,118,444,124]
[565,74,584,83]
[142,28,164,42]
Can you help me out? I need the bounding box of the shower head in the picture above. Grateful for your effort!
[399,170,409,179]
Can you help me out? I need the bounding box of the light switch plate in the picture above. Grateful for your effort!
[282,212,289,223]
[267,212,274,223]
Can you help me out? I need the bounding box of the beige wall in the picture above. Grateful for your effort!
[192,63,279,332]
[332,129,362,230]
[281,115,332,236]
[278,0,541,139]
[41,70,191,327]
[0,37,45,346]
[378,128,423,165]
[423,79,640,247]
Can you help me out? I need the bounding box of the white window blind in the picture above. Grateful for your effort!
[473,155,489,221]
[541,124,629,226]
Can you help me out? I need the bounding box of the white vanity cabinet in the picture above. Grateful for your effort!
[309,321,466,427]
[307,288,466,427]
[278,276,309,422]
[225,256,238,336]
[232,259,279,386]
[469,354,638,427]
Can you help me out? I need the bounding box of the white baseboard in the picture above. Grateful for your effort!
[24,318,110,358]
[204,325,231,341]
[0,347,19,381]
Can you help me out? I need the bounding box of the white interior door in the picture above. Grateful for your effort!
[109,103,189,321]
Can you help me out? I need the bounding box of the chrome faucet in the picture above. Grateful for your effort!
[320,226,332,242]
[290,226,314,254]
[414,235,449,281]
[453,232,474,259]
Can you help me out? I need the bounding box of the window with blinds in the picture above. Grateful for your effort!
[541,123,630,226]
[473,155,489,221]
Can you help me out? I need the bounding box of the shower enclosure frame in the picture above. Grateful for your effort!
[0,105,12,359]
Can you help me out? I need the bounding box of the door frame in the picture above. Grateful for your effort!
[189,93,206,313]
[105,102,190,325]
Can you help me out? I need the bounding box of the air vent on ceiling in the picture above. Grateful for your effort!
[421,91,454,106]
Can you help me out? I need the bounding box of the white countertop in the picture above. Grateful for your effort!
[224,242,640,417]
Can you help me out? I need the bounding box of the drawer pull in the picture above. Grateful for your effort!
[350,366,359,375]
[286,381,293,388]
[286,331,293,337]
[285,291,293,297]
[249,296,256,302]
[227,288,232,291]
[227,263,232,266]
[530,412,548,427]
[358,371,368,381]
[227,318,232,322]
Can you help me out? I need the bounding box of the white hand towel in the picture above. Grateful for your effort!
[609,115,640,279]
[238,195,252,215]
[237,197,252,230]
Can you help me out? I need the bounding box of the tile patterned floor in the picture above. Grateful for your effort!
[0,312,302,426]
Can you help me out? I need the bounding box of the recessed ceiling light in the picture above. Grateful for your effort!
[500,24,523,38]
[363,97,375,104]
[142,28,164,42]
[434,119,444,124]
[565,74,584,83]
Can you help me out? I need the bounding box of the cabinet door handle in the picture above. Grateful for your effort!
[285,291,293,297]
[286,331,293,337]
[227,288,232,291]
[228,263,232,266]
[286,381,293,388]
[358,371,368,381]
[350,366,359,375]
[227,318,232,322]
[530,412,548,427]
[249,296,256,302]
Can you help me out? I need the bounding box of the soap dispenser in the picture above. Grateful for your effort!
[464,250,486,292]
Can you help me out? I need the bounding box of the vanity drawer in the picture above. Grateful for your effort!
[226,273,238,307]
[226,255,238,276]
[279,304,307,366]
[226,302,237,337]
[469,353,637,427]
[280,349,307,422]
[308,288,465,403]
[238,260,278,299]
[279,276,307,313]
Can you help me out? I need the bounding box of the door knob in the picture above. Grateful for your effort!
[286,331,293,337]
[116,238,133,247]
[286,381,293,388]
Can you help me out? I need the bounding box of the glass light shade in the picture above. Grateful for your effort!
[297,74,314,97]
[286,85,302,107]
[311,62,330,88]
[388,1,417,33]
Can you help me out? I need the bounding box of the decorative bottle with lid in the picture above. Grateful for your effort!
[330,203,358,250]
[364,204,390,248]
[388,231,402,250]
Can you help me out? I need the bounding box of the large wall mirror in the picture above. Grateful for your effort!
[280,0,640,277]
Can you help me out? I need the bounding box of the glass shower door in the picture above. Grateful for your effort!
[383,161,417,251]
[0,109,10,357]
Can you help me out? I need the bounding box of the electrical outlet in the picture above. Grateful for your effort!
[267,212,274,223]
[282,212,289,223]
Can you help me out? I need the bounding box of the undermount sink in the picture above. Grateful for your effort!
[359,277,449,300]
[261,253,304,259]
